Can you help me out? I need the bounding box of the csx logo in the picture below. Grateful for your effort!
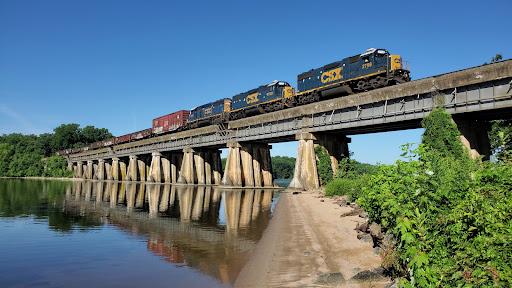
[246,92,259,104]
[321,68,342,83]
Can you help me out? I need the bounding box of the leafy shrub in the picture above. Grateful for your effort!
[357,109,512,286]
[43,156,73,178]
[325,175,369,201]
[315,146,333,185]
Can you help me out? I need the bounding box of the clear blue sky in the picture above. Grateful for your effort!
[0,0,510,163]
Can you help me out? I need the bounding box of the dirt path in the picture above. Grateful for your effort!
[235,191,389,288]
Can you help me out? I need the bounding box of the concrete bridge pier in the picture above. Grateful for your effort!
[289,132,320,190]
[222,142,243,186]
[148,152,163,183]
[289,132,351,190]
[86,160,94,180]
[161,153,171,183]
[203,151,212,185]
[178,148,196,184]
[222,142,273,187]
[127,155,139,181]
[105,160,113,180]
[137,156,147,182]
[194,151,207,185]
[456,118,491,160]
[95,159,106,180]
[92,162,98,180]
[75,161,83,178]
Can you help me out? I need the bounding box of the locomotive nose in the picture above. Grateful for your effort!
[390,55,403,71]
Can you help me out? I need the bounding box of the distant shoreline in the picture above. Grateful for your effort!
[0,176,76,181]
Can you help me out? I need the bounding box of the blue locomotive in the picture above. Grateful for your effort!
[188,98,232,127]
[296,48,409,103]
[230,80,295,119]
[187,48,409,126]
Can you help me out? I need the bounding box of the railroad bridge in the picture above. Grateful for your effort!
[67,61,512,190]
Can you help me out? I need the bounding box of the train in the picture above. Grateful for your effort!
[57,48,409,156]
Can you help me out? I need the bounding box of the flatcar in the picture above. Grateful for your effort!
[188,98,231,128]
[297,48,409,101]
[230,80,295,120]
[153,110,190,134]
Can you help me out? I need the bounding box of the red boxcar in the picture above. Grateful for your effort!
[115,134,131,144]
[130,128,152,141]
[153,110,190,134]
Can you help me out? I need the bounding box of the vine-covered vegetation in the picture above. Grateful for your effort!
[326,108,512,286]
[0,124,112,178]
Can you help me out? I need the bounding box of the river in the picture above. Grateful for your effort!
[0,179,281,288]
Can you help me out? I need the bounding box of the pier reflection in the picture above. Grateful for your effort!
[64,180,277,285]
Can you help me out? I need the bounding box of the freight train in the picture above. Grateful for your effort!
[58,48,409,155]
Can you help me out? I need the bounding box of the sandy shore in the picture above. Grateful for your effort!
[235,191,389,288]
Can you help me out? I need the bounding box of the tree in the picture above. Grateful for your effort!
[80,125,112,144]
[420,108,466,159]
[271,156,295,179]
[0,143,14,176]
[52,124,81,151]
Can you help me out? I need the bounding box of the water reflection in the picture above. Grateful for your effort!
[0,179,278,287]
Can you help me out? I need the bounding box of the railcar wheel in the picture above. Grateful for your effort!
[356,80,367,91]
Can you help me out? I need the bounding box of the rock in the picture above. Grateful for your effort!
[369,222,384,240]
[320,199,324,202]
[355,221,369,232]
[314,272,345,285]
[358,211,368,218]
[292,191,301,195]
[350,267,386,281]
[340,209,359,217]
[335,195,349,206]
[357,232,373,243]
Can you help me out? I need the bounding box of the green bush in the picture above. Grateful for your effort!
[325,175,369,201]
[356,109,512,287]
[315,146,333,185]
[43,156,73,178]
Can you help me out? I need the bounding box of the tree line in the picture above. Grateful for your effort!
[0,124,112,177]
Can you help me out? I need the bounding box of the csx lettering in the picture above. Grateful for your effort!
[246,92,259,104]
[362,62,373,69]
[321,68,342,83]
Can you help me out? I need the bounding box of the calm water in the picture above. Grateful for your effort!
[0,179,279,288]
